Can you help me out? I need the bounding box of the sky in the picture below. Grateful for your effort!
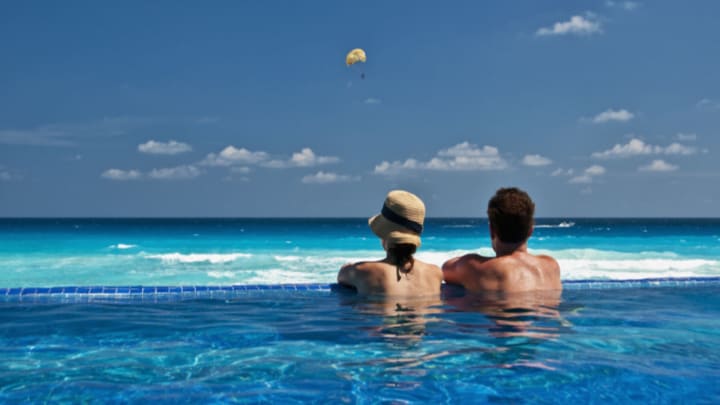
[1,0,719,217]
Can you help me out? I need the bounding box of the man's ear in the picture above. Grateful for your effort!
[489,223,496,238]
[528,224,534,238]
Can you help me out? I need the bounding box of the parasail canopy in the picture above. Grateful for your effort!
[345,48,367,66]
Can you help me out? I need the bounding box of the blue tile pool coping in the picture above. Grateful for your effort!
[1,277,720,299]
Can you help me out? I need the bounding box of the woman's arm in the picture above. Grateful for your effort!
[337,263,357,287]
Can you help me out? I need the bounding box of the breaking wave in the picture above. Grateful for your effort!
[3,247,719,286]
[143,252,253,264]
[535,221,575,229]
[110,244,137,250]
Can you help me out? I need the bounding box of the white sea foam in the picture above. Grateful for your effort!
[245,247,720,283]
[535,221,575,229]
[266,248,720,283]
[274,255,302,262]
[110,244,137,250]
[144,252,252,264]
[16,246,716,286]
[559,258,719,280]
[207,270,238,279]
[244,268,327,284]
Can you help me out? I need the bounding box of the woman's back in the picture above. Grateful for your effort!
[340,259,442,297]
[337,189,440,297]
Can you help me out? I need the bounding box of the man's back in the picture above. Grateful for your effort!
[442,187,562,293]
[443,251,561,293]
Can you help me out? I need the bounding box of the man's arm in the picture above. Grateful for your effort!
[443,254,497,291]
[442,256,467,286]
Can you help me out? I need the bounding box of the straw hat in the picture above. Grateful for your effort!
[369,190,426,247]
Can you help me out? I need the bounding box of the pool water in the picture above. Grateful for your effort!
[2,285,719,403]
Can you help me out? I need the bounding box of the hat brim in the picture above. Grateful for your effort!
[368,214,422,247]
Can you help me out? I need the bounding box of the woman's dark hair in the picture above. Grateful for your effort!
[387,243,417,281]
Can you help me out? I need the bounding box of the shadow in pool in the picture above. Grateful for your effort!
[334,288,445,346]
[441,286,577,370]
[332,284,577,373]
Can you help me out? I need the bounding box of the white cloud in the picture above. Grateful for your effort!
[569,165,605,184]
[101,169,142,181]
[374,159,421,174]
[585,165,606,176]
[0,127,73,146]
[592,138,697,159]
[593,138,653,158]
[591,109,634,123]
[663,143,696,155]
[0,166,18,181]
[148,165,201,180]
[263,148,340,168]
[697,98,720,110]
[536,14,602,37]
[551,168,574,177]
[522,154,553,166]
[290,148,339,167]
[569,175,593,184]
[231,166,251,174]
[675,133,697,142]
[374,142,508,174]
[301,171,359,184]
[201,146,337,169]
[138,140,192,155]
[606,1,640,10]
[0,116,166,147]
[639,160,678,172]
[200,146,270,167]
[364,98,382,105]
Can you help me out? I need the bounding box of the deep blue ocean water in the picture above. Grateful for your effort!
[1,218,719,402]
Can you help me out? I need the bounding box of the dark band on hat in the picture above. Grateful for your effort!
[381,204,423,234]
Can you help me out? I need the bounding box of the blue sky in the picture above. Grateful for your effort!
[1,0,719,217]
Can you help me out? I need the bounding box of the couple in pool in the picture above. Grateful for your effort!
[338,187,561,296]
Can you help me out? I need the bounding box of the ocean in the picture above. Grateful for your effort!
[1,218,718,287]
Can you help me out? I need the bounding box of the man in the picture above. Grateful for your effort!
[442,187,561,292]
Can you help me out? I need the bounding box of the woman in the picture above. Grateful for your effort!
[337,190,442,296]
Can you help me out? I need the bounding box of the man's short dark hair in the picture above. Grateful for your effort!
[487,187,535,243]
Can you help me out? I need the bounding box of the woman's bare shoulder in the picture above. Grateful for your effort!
[414,260,443,277]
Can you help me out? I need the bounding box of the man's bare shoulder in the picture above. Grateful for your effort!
[535,254,561,277]
[490,252,559,273]
[443,253,501,288]
[536,253,560,268]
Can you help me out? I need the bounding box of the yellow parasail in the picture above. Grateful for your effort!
[345,48,367,66]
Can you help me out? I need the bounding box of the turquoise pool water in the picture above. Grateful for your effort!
[1,284,719,402]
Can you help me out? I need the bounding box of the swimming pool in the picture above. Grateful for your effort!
[2,218,719,402]
[1,282,719,403]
